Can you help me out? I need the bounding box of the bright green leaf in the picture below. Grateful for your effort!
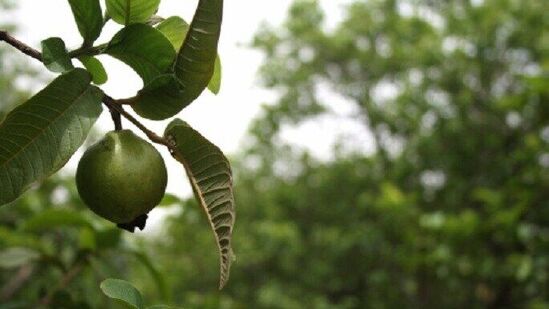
[106,0,160,25]
[21,209,94,232]
[41,37,74,73]
[100,279,144,309]
[0,227,43,250]
[156,16,188,51]
[67,0,104,45]
[106,24,175,85]
[79,227,97,250]
[78,56,108,85]
[0,247,40,269]
[0,69,103,206]
[208,55,222,94]
[164,119,235,289]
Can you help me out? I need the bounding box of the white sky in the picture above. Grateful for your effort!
[3,0,370,207]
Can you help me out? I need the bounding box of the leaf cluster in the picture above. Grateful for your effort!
[0,0,234,292]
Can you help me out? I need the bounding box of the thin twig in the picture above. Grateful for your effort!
[0,264,34,301]
[0,30,42,61]
[68,43,108,58]
[103,95,175,150]
[109,106,123,131]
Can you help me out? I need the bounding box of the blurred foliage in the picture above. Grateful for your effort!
[137,0,548,308]
[1,0,548,308]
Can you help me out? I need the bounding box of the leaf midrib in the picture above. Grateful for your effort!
[0,86,93,170]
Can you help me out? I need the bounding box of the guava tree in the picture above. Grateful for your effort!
[0,0,235,303]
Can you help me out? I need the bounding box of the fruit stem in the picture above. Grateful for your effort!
[103,94,176,151]
[109,107,123,131]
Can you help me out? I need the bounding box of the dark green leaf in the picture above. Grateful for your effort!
[173,0,223,105]
[164,119,235,289]
[106,24,175,85]
[132,0,223,120]
[0,247,40,269]
[106,0,160,25]
[67,0,104,45]
[131,74,183,120]
[0,69,103,206]
[21,209,94,232]
[78,56,108,85]
[156,16,222,95]
[41,37,74,73]
[100,279,144,309]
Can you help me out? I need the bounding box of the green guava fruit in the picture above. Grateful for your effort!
[76,130,168,224]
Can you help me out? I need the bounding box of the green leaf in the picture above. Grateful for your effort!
[78,56,108,85]
[21,209,94,232]
[156,16,222,95]
[0,69,103,206]
[106,24,175,85]
[173,0,223,105]
[106,0,160,25]
[131,74,183,120]
[164,119,235,289]
[100,279,144,309]
[156,16,188,51]
[147,306,183,309]
[67,0,104,45]
[208,55,222,94]
[0,247,40,269]
[41,37,74,73]
[132,0,224,120]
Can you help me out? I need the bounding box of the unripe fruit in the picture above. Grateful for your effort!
[76,130,168,224]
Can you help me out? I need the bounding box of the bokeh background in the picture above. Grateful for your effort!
[1,0,548,308]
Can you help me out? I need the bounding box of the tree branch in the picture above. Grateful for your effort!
[0,30,42,61]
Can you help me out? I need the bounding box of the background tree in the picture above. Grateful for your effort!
[0,0,232,308]
[134,0,548,308]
